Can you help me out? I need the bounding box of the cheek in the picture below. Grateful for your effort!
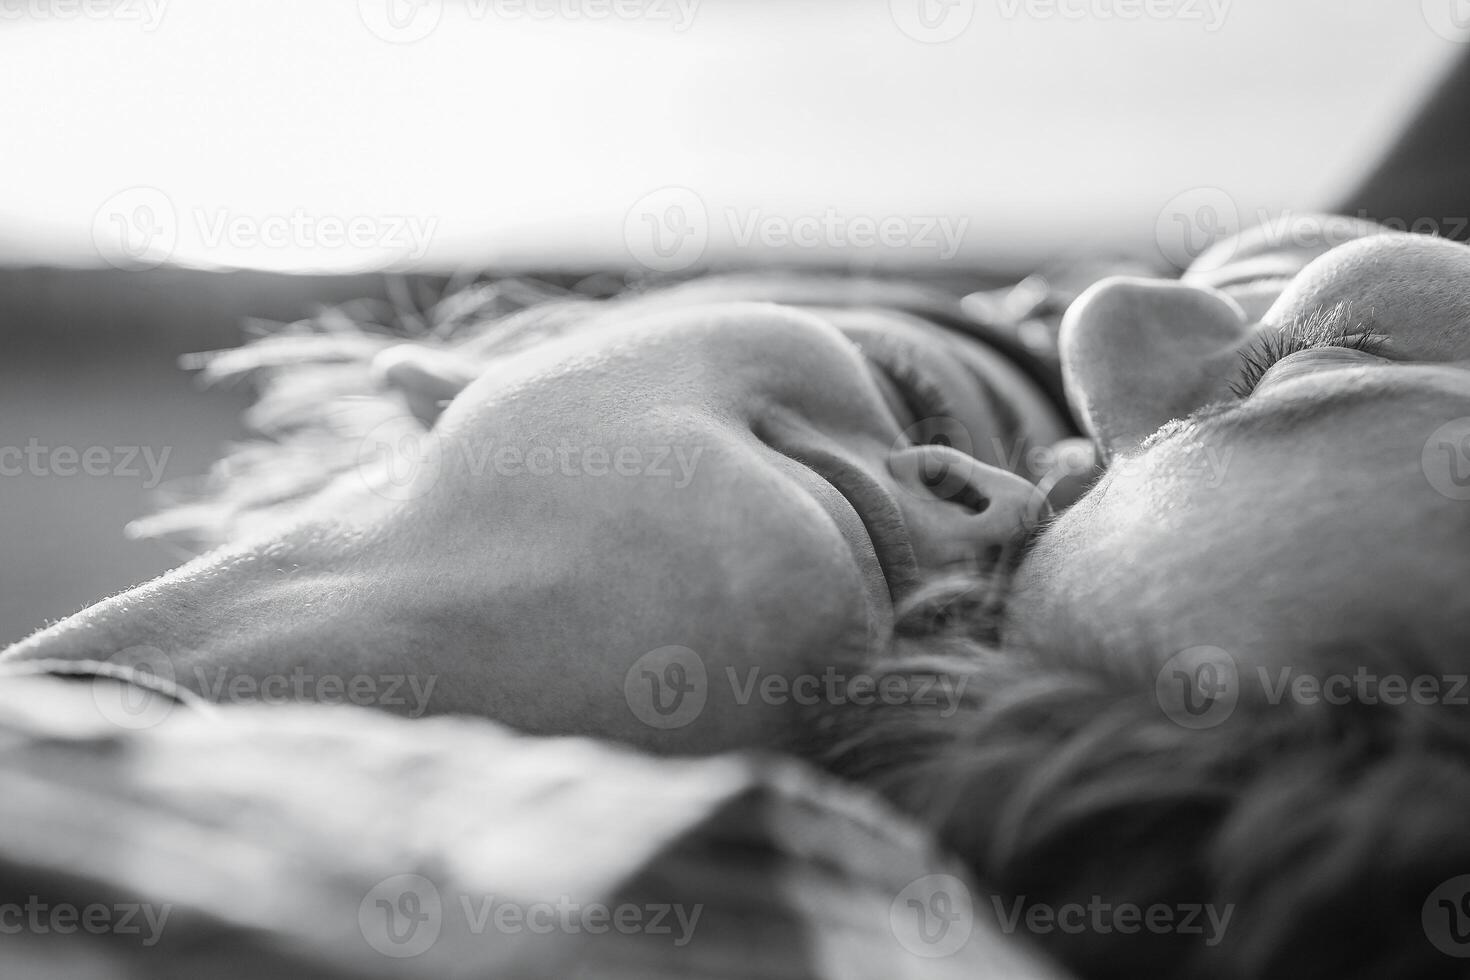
[640,466,877,661]
[561,534,874,756]
[580,476,880,749]
[681,555,875,754]
[721,535,874,661]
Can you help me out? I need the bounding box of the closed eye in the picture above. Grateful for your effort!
[859,339,958,445]
[1231,325,1388,398]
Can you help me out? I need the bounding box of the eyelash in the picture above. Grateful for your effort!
[1230,330,1386,398]
[864,344,957,442]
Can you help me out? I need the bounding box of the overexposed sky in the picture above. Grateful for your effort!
[0,0,1462,274]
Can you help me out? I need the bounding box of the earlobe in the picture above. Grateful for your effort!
[1060,277,1251,461]
[371,345,478,426]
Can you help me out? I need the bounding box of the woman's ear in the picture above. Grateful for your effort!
[371,345,478,426]
[1059,277,1251,461]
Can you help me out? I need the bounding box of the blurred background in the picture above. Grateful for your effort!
[1,0,1465,643]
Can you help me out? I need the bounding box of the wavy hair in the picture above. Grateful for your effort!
[817,620,1470,979]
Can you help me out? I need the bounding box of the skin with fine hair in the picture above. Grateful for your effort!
[1009,230,1470,668]
[0,280,1067,754]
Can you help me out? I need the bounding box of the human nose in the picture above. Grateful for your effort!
[887,443,1050,571]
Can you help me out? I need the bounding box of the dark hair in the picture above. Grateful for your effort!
[815,626,1470,979]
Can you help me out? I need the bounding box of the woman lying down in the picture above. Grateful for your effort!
[6,215,1470,978]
